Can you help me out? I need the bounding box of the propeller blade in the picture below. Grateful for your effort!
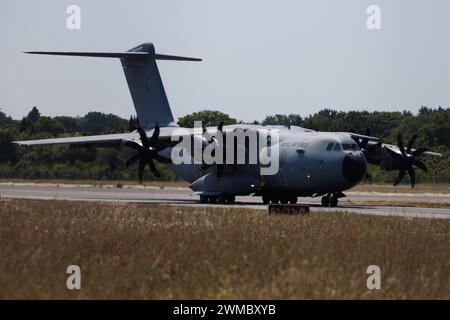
[216,164,224,180]
[367,141,381,152]
[148,123,160,146]
[406,165,416,188]
[359,128,371,148]
[124,141,145,152]
[412,147,428,157]
[393,168,406,186]
[148,159,161,178]
[153,153,172,164]
[125,154,141,168]
[138,160,146,182]
[397,134,406,157]
[385,146,404,161]
[413,159,428,172]
[406,134,417,154]
[136,127,150,148]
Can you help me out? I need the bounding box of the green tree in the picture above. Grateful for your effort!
[128,116,140,131]
[0,108,16,128]
[177,110,237,128]
[20,106,41,131]
[30,117,65,137]
[262,114,303,126]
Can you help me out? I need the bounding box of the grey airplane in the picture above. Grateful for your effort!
[14,43,444,207]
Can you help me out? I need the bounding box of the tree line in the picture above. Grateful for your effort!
[0,106,448,183]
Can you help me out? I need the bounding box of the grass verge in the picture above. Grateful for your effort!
[0,199,448,299]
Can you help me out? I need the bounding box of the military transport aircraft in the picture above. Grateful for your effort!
[14,43,443,207]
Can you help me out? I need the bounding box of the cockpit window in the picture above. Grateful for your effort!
[333,143,341,151]
[326,142,334,151]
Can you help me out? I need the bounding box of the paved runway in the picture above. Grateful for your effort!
[0,183,449,219]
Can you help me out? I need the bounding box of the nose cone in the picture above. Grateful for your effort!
[342,153,367,184]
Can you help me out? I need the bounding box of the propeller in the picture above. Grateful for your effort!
[348,127,382,164]
[124,123,171,182]
[385,134,428,188]
[201,122,226,180]
[349,127,372,149]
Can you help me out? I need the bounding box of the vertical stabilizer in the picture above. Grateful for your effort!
[121,43,175,129]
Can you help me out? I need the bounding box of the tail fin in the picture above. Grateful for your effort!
[26,43,201,129]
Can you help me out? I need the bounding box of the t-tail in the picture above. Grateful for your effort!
[26,43,202,129]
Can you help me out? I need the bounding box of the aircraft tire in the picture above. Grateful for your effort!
[330,197,338,207]
[280,197,289,204]
[289,197,298,204]
[270,197,280,204]
[210,195,219,204]
[219,195,227,204]
[200,195,208,204]
[262,195,270,205]
[321,196,330,207]
[226,195,236,204]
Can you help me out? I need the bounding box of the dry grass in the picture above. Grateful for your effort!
[0,199,449,300]
[351,183,450,194]
[352,201,450,209]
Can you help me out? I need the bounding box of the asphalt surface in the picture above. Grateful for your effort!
[0,183,449,219]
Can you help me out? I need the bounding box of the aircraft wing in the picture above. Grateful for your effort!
[340,132,380,142]
[13,132,137,148]
[380,143,443,157]
[12,127,194,148]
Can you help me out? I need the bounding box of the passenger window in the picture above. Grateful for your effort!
[333,143,341,151]
[326,143,334,151]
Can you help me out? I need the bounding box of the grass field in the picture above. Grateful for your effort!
[0,199,449,299]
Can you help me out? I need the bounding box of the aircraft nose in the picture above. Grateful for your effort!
[342,153,367,184]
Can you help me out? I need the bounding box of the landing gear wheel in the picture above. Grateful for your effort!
[219,195,228,204]
[226,195,236,204]
[262,195,270,205]
[321,196,330,207]
[270,197,280,204]
[210,195,219,204]
[289,197,298,204]
[200,195,208,204]
[280,197,289,204]
[329,197,338,207]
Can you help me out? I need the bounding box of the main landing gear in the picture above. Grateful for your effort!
[262,194,298,205]
[200,195,236,204]
[321,193,339,207]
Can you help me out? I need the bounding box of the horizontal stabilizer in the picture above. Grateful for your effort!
[24,42,201,129]
[25,51,202,61]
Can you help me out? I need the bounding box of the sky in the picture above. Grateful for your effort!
[1,0,450,123]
